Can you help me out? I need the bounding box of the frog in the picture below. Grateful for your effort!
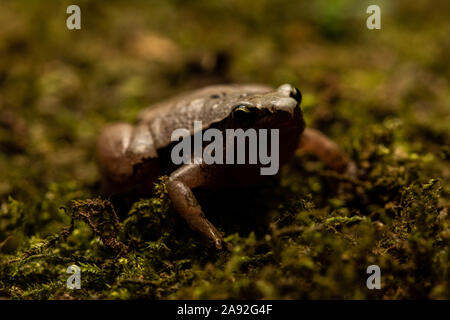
[97,83,356,250]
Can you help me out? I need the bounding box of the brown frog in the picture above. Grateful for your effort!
[97,84,356,249]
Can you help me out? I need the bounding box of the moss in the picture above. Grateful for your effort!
[0,0,449,300]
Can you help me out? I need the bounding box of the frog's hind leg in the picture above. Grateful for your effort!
[97,123,160,195]
[166,163,225,250]
[298,128,357,177]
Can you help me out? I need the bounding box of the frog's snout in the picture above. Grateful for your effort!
[277,84,302,103]
[272,83,302,117]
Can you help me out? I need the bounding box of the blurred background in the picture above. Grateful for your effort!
[0,0,449,299]
[1,0,449,201]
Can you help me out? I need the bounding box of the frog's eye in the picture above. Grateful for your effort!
[233,105,250,113]
[233,105,252,119]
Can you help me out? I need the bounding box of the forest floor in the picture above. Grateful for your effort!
[0,0,449,299]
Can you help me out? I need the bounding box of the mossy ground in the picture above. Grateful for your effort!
[0,0,449,299]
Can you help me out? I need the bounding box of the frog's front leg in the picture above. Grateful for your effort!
[298,128,357,176]
[167,163,225,249]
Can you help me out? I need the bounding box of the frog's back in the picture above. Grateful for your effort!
[138,84,272,149]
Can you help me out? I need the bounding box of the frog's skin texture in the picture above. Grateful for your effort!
[98,84,356,249]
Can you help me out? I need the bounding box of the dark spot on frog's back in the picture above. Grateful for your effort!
[210,94,220,99]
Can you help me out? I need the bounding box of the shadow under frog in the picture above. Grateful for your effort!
[97,84,356,250]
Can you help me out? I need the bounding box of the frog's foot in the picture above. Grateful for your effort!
[166,163,225,250]
[298,128,357,177]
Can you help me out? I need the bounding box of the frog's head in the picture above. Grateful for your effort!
[229,84,304,131]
